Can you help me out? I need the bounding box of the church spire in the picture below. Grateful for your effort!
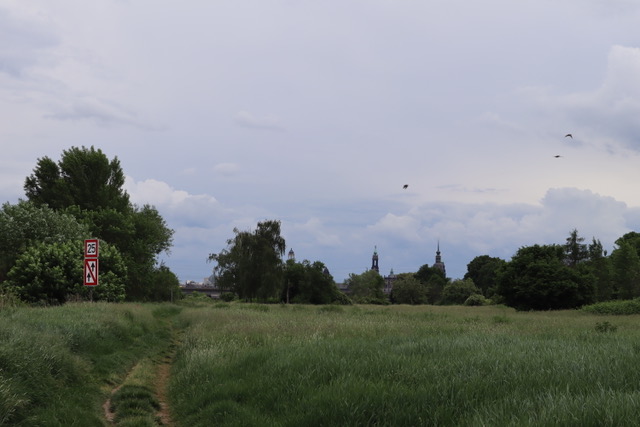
[371,245,379,272]
[433,241,446,276]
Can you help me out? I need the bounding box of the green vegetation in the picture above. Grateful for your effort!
[0,303,172,425]
[168,303,640,426]
[5,302,640,425]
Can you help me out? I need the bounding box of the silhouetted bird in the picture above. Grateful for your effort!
[403,184,409,189]
[554,155,562,158]
[565,134,573,138]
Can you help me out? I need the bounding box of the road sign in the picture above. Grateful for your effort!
[84,239,99,259]
[84,259,99,286]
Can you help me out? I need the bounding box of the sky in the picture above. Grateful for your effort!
[2,1,640,284]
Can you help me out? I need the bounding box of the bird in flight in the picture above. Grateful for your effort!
[403,184,409,189]
[565,134,573,138]
[554,155,562,158]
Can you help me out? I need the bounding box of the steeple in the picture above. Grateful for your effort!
[288,248,295,261]
[433,241,446,276]
[371,246,379,272]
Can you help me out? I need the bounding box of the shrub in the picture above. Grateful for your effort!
[581,298,640,315]
[220,292,237,302]
[464,294,489,306]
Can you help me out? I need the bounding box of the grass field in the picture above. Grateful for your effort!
[3,301,640,426]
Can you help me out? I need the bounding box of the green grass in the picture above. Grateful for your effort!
[4,302,640,425]
[169,304,640,426]
[0,302,173,426]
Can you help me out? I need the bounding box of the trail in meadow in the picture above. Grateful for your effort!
[103,326,181,426]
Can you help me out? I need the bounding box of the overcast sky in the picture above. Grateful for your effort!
[2,1,640,283]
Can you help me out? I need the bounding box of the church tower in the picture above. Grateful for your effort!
[433,241,446,276]
[371,246,379,272]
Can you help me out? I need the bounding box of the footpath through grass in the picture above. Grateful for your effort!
[4,301,640,425]
[169,303,640,426]
[0,302,175,426]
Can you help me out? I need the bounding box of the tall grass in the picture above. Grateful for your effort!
[169,304,640,426]
[0,302,172,425]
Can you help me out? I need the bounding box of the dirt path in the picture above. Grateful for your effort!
[103,329,181,426]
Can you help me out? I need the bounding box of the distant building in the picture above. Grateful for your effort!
[367,243,446,294]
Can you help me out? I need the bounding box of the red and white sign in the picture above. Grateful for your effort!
[84,239,99,259]
[84,258,99,286]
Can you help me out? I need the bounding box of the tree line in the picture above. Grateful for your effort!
[3,147,639,310]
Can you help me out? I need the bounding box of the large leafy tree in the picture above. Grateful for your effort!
[610,241,640,300]
[464,255,506,297]
[24,146,129,211]
[441,278,481,305]
[496,244,595,310]
[0,200,89,282]
[22,146,174,301]
[414,264,448,304]
[390,273,428,305]
[210,220,286,301]
[343,269,386,304]
[283,259,341,304]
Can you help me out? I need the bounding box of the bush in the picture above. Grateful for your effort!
[441,279,480,305]
[464,294,489,306]
[581,298,640,315]
[219,292,237,302]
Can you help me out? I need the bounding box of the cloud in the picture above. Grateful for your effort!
[521,45,640,152]
[124,177,224,228]
[290,217,341,246]
[234,110,284,131]
[44,97,162,130]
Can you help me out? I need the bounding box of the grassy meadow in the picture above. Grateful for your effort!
[3,300,640,425]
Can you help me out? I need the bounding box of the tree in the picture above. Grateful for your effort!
[23,147,175,301]
[610,241,640,300]
[25,146,129,212]
[464,255,506,297]
[343,269,386,304]
[414,264,448,304]
[283,259,341,304]
[586,238,613,301]
[564,228,588,267]
[441,278,481,305]
[6,240,126,304]
[210,220,286,301]
[390,273,428,304]
[0,200,89,282]
[495,244,595,310]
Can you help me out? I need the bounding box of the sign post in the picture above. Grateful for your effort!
[84,239,99,289]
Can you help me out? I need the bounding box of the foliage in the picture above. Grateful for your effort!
[22,147,175,301]
[24,146,130,212]
[441,278,481,305]
[594,321,617,333]
[581,298,640,315]
[464,255,506,297]
[564,228,589,267]
[610,241,640,300]
[210,220,286,301]
[0,200,89,282]
[283,259,341,304]
[415,264,448,304]
[390,273,428,304]
[495,244,596,310]
[343,269,386,304]
[6,240,126,304]
[464,293,490,306]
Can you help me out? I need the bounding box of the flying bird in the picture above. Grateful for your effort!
[554,155,562,158]
[403,184,409,189]
[565,134,573,138]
